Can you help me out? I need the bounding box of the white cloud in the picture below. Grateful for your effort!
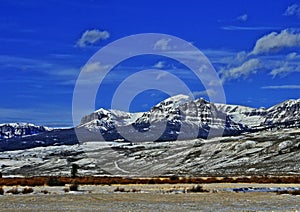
[81,62,112,73]
[270,62,300,77]
[230,51,248,65]
[221,59,262,82]
[153,38,171,51]
[262,85,300,89]
[284,4,300,18]
[155,71,168,80]
[265,52,300,77]
[237,14,248,21]
[286,52,298,60]
[286,52,300,62]
[221,26,279,31]
[153,61,165,69]
[251,29,300,55]
[76,29,110,48]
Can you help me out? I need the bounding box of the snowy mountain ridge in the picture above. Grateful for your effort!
[79,95,299,142]
[79,95,300,141]
[216,98,300,128]
[0,123,51,140]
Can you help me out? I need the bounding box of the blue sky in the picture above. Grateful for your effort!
[0,0,300,127]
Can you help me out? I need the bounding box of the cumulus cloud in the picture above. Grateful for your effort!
[284,4,300,18]
[262,85,300,89]
[221,59,262,82]
[217,29,300,81]
[76,29,110,48]
[251,29,300,55]
[237,14,248,21]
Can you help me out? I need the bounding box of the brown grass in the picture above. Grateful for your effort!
[114,187,141,193]
[0,175,299,186]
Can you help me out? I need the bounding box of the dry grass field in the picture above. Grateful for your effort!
[0,183,300,211]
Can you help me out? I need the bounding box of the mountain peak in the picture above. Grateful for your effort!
[155,94,192,108]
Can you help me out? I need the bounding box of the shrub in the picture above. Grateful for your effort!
[130,188,140,193]
[69,183,79,191]
[22,187,34,194]
[41,190,49,194]
[114,187,125,192]
[186,185,209,193]
[6,187,21,195]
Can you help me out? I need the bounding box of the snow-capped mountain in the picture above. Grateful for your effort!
[79,95,300,142]
[216,98,300,129]
[0,123,51,140]
[79,95,245,142]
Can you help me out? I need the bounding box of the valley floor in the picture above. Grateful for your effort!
[0,183,300,211]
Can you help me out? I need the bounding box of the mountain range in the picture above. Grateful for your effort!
[0,95,299,151]
[79,95,300,142]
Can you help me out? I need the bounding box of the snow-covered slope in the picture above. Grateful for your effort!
[216,99,300,129]
[0,123,51,140]
[264,99,300,126]
[1,127,300,176]
[215,104,267,127]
